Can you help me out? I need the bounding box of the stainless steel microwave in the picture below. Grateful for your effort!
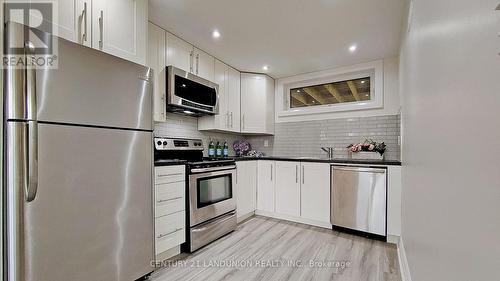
[166,66,219,116]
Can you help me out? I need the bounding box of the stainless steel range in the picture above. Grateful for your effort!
[154,137,237,252]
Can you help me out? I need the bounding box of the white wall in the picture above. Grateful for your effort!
[275,57,401,122]
[399,1,500,281]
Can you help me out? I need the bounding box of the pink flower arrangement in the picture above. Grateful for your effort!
[347,139,386,155]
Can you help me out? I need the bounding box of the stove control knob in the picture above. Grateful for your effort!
[162,141,168,146]
[156,141,162,146]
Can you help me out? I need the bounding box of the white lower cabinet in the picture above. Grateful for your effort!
[300,162,331,224]
[235,161,257,221]
[154,165,186,260]
[275,161,301,217]
[257,160,330,227]
[256,160,275,212]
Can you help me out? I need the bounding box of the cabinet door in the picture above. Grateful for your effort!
[236,161,257,219]
[198,59,228,130]
[241,73,274,134]
[147,22,166,122]
[32,0,90,47]
[300,162,330,223]
[227,67,241,132]
[92,0,147,65]
[194,47,215,81]
[256,160,275,212]
[275,161,301,216]
[166,32,193,73]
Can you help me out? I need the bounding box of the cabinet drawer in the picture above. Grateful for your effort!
[155,165,185,184]
[155,211,185,255]
[155,181,185,217]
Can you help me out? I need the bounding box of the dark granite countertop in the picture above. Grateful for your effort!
[154,159,188,167]
[232,156,401,166]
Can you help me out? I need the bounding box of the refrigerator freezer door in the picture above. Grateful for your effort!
[4,22,152,130]
[35,37,152,130]
[331,166,387,236]
[23,123,153,281]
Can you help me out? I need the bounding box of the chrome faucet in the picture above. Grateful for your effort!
[321,147,335,158]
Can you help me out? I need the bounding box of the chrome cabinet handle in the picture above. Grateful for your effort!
[82,2,88,42]
[295,165,298,183]
[270,164,273,181]
[242,114,245,130]
[230,112,233,128]
[225,112,229,128]
[157,228,182,239]
[302,166,305,184]
[157,196,182,203]
[98,10,103,49]
[157,172,183,177]
[195,54,199,75]
[189,51,194,73]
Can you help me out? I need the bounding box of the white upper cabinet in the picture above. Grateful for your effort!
[166,32,194,73]
[227,66,241,132]
[193,47,215,82]
[147,22,167,122]
[235,161,257,221]
[198,60,241,132]
[300,162,330,224]
[53,0,91,47]
[198,59,228,131]
[55,0,147,64]
[92,0,147,65]
[241,73,275,135]
[275,161,301,217]
[256,160,275,213]
[165,36,214,82]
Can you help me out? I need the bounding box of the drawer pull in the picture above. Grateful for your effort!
[157,196,182,203]
[157,228,182,239]
[157,172,183,177]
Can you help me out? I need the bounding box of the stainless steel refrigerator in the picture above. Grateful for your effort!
[3,22,154,281]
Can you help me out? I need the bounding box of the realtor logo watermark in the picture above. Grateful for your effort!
[3,1,58,68]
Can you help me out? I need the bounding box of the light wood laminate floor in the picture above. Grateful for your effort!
[150,216,401,281]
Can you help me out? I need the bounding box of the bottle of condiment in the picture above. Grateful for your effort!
[223,140,229,157]
[208,139,215,158]
[216,141,222,157]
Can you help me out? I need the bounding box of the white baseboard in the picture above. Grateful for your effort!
[237,211,255,223]
[397,238,412,281]
[254,210,332,229]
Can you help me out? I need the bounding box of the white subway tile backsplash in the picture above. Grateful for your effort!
[155,113,401,160]
[247,114,401,160]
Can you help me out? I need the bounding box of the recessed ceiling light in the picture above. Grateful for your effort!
[212,30,221,39]
[296,90,301,93]
[360,80,365,84]
[262,65,269,71]
[349,44,357,53]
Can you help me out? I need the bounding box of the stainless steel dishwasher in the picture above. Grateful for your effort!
[330,166,387,238]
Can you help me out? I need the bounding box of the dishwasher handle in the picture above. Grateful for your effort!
[332,166,386,174]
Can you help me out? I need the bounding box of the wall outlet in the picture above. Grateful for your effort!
[264,140,269,147]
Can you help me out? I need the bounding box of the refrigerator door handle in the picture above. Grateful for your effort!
[26,121,38,202]
[25,41,38,201]
[25,41,37,120]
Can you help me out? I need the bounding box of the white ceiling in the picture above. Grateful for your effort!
[149,0,408,78]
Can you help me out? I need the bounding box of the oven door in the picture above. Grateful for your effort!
[189,168,236,227]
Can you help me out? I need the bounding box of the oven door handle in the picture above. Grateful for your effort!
[190,165,236,173]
